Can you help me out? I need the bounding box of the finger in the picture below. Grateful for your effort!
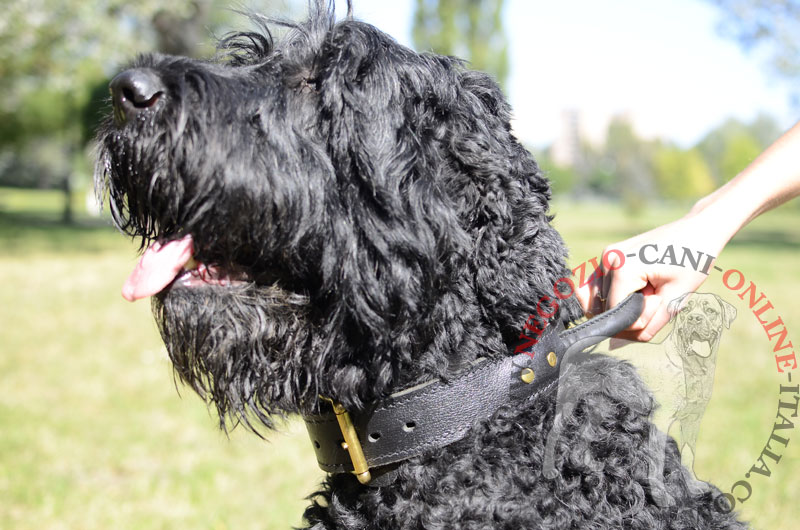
[605,292,662,344]
[606,292,660,341]
[627,290,660,330]
[636,297,676,342]
[605,265,648,312]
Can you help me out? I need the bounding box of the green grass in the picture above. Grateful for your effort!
[2,187,799,528]
[0,188,323,530]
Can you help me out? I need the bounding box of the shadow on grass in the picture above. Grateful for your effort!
[0,210,130,255]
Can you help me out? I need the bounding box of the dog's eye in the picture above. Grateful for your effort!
[705,307,717,315]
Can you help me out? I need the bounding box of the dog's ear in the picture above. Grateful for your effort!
[310,21,472,366]
[446,68,583,332]
[311,20,579,372]
[714,295,738,329]
[667,293,690,320]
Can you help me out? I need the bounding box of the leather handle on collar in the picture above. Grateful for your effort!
[302,291,645,485]
[559,291,644,351]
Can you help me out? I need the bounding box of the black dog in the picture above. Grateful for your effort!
[96,2,747,527]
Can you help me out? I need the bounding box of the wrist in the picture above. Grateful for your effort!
[685,185,753,250]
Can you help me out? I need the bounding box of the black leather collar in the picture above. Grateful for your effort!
[303,292,644,486]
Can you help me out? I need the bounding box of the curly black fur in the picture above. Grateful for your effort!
[96,1,747,527]
[306,357,743,529]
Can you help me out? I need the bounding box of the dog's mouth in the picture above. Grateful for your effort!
[682,328,717,358]
[122,235,249,301]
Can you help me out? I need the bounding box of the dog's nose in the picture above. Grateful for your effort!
[109,69,166,124]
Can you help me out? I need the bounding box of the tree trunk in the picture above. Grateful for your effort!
[61,172,73,224]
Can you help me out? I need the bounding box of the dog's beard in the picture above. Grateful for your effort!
[153,283,314,430]
[96,129,186,246]
[96,103,233,251]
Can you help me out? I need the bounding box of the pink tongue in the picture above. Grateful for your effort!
[122,235,194,302]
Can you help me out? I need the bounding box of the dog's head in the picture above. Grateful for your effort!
[95,1,578,430]
[667,292,736,358]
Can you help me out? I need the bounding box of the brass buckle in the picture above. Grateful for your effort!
[320,396,372,484]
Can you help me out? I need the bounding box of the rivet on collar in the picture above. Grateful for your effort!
[547,351,558,367]
[520,368,535,384]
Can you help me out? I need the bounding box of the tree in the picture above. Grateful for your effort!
[707,0,800,105]
[718,131,762,182]
[1,1,202,222]
[534,150,578,195]
[0,0,284,222]
[695,116,777,184]
[602,117,656,213]
[748,113,783,147]
[653,145,714,200]
[412,0,509,88]
[0,1,208,144]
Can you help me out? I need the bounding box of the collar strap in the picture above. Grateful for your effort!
[302,292,644,485]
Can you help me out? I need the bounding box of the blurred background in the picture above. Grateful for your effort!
[1,0,798,528]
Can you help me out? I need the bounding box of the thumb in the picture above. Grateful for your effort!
[604,266,648,312]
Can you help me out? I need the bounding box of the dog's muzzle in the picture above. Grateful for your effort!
[303,292,645,486]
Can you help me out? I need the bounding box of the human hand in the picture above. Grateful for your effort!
[573,121,800,342]
[574,211,729,342]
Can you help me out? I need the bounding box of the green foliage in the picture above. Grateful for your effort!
[719,130,763,181]
[0,1,246,148]
[594,117,656,205]
[545,164,577,195]
[585,165,617,196]
[0,0,290,149]
[0,140,71,189]
[2,2,152,145]
[534,151,577,195]
[653,145,714,200]
[0,0,289,214]
[747,113,784,146]
[696,115,778,184]
[549,113,780,205]
[412,0,509,88]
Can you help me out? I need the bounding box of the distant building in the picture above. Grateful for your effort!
[550,109,581,167]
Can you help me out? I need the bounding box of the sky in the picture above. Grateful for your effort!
[341,0,795,149]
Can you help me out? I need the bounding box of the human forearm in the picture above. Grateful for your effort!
[579,120,800,342]
[689,120,800,244]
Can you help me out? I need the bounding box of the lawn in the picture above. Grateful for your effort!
[2,187,798,529]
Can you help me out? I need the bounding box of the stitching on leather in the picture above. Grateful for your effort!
[314,358,560,466]
[374,377,561,465]
[560,295,633,340]
[317,374,562,468]
[373,425,469,462]
[377,360,500,412]
[309,315,579,469]
[522,378,558,406]
[377,328,560,414]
